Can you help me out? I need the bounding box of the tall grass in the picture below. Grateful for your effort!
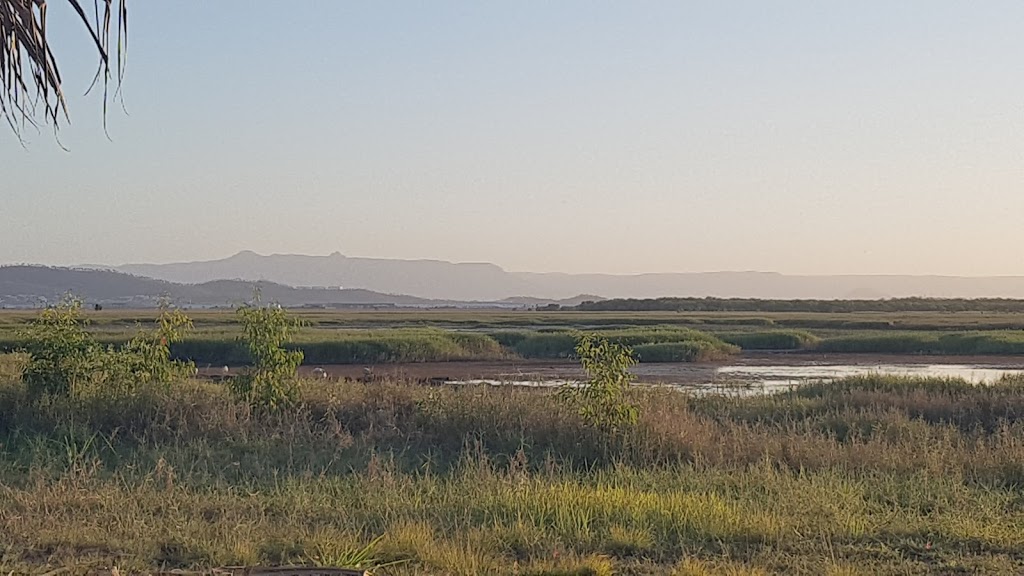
[817,330,1024,355]
[633,341,737,362]
[511,329,739,361]
[0,352,25,381]
[718,330,820,350]
[159,329,512,365]
[4,372,1024,573]
[3,327,740,364]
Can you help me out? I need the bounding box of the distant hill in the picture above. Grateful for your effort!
[0,266,482,309]
[500,294,605,307]
[118,251,526,302]
[114,251,1024,301]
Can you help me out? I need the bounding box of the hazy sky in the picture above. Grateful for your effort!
[4,2,1024,275]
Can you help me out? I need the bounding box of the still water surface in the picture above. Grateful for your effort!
[454,363,1024,395]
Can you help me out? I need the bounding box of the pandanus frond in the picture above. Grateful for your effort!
[0,0,126,138]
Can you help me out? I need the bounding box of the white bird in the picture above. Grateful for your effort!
[222,366,230,374]
[312,367,328,379]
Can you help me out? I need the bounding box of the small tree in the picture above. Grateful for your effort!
[230,297,304,411]
[104,303,195,395]
[20,296,195,400]
[21,295,98,398]
[559,333,639,433]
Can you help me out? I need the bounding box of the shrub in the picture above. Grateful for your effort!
[19,297,196,400]
[101,305,197,396]
[230,301,304,411]
[20,296,99,398]
[559,334,639,433]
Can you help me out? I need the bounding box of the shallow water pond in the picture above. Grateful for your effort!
[452,362,1024,395]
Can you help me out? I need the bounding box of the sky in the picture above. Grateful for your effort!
[3,1,1024,276]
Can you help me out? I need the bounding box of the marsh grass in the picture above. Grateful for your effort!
[633,341,738,362]
[510,329,738,361]
[4,366,1024,573]
[718,330,820,350]
[0,351,25,381]
[8,308,1024,364]
[816,330,1024,355]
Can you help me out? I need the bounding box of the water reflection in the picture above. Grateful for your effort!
[450,363,1024,396]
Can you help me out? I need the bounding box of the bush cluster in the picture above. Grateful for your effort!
[20,297,195,400]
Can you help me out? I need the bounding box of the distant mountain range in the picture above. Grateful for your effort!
[0,265,598,309]
[112,251,1024,301]
[9,252,1024,308]
[0,266,488,309]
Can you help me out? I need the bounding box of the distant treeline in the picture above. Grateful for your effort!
[574,297,1024,313]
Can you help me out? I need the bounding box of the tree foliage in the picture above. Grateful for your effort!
[576,296,1024,314]
[20,296,96,397]
[559,333,639,433]
[230,297,305,411]
[20,295,194,400]
[103,303,194,396]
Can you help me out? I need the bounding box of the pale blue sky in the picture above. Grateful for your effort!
[4,2,1024,275]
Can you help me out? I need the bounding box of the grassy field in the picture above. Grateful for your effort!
[3,345,1024,574]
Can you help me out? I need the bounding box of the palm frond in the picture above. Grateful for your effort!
[0,0,126,138]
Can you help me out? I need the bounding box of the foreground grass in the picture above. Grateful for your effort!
[3,367,1024,573]
[8,462,1024,575]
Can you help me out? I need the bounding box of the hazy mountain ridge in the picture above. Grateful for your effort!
[0,266,476,309]
[119,251,526,303]
[500,294,605,307]
[116,252,1024,301]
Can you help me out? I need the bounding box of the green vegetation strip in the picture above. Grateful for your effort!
[576,296,1024,313]
[9,325,1024,364]
[817,330,1024,355]
[7,307,1024,365]
[1,326,741,364]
